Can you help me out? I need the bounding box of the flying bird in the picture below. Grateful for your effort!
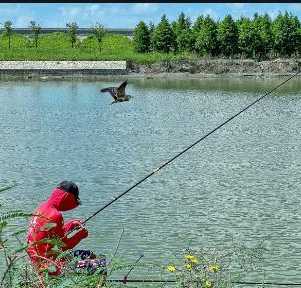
[100,80,131,104]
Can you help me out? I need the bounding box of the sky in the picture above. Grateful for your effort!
[0,3,301,28]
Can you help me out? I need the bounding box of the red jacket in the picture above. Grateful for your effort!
[27,187,88,274]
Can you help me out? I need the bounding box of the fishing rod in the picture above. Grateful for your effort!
[82,69,300,225]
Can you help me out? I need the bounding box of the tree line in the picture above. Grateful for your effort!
[1,12,300,60]
[133,12,301,59]
[0,21,106,51]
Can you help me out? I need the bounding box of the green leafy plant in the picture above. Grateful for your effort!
[92,23,105,52]
[133,21,151,53]
[165,243,266,288]
[217,15,239,58]
[272,11,300,57]
[3,21,13,49]
[0,182,34,288]
[152,14,175,53]
[194,15,219,57]
[172,12,193,53]
[66,22,78,48]
[29,21,41,48]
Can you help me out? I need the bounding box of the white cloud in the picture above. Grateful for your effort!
[283,4,301,11]
[89,4,101,12]
[189,8,219,21]
[0,8,18,17]
[231,3,246,8]
[223,2,247,10]
[202,8,219,19]
[0,5,36,27]
[83,6,105,20]
[266,10,279,20]
[131,3,159,14]
[14,16,35,27]
[56,5,109,26]
[58,7,81,17]
[98,5,129,16]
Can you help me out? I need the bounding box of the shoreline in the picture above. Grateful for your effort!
[0,59,299,80]
[0,72,299,81]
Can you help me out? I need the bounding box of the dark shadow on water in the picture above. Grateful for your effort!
[129,77,301,95]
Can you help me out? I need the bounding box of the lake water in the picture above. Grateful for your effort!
[1,77,301,283]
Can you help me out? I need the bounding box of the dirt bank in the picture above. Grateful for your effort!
[128,58,301,78]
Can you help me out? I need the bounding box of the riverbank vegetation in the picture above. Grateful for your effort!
[0,11,300,64]
[1,184,265,287]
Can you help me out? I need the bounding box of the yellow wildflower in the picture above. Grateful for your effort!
[208,264,220,273]
[204,280,213,288]
[185,263,192,270]
[185,254,194,260]
[167,264,176,272]
[184,254,198,264]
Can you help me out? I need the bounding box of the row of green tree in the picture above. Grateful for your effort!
[133,12,301,59]
[1,21,105,50]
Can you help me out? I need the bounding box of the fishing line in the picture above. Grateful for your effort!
[83,68,300,225]
[108,279,301,286]
[122,254,144,284]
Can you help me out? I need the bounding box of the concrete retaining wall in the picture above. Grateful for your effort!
[0,61,127,76]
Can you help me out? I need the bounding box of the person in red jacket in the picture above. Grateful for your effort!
[27,181,105,275]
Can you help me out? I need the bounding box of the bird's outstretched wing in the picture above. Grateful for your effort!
[116,80,128,98]
[101,87,117,100]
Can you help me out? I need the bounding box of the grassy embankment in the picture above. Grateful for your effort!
[0,33,196,64]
